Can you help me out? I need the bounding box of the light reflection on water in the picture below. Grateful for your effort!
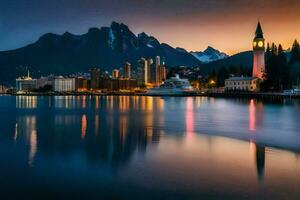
[0,96,300,199]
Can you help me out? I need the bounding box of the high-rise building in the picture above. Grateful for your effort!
[156,56,161,68]
[147,58,153,84]
[252,21,265,79]
[155,56,161,85]
[112,69,120,79]
[90,68,100,90]
[137,58,148,86]
[160,65,167,82]
[148,58,159,84]
[124,62,131,79]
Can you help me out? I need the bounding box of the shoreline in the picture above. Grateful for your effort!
[1,91,300,99]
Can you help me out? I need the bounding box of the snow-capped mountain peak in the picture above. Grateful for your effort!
[191,46,228,63]
[137,32,160,48]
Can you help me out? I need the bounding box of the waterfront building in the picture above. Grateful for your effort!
[90,68,100,90]
[225,77,260,92]
[75,77,89,91]
[16,71,37,92]
[112,69,120,79]
[137,56,165,87]
[101,79,138,91]
[124,62,131,79]
[137,58,148,86]
[53,76,75,92]
[225,22,265,92]
[253,21,265,79]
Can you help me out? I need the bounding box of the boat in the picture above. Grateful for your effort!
[146,74,196,96]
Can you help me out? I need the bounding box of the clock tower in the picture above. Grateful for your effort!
[252,21,265,79]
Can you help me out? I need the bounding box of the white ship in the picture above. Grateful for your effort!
[146,74,196,96]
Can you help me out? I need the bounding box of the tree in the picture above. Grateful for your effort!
[289,40,300,87]
[217,66,229,87]
[277,44,289,89]
[290,40,300,65]
[262,43,290,91]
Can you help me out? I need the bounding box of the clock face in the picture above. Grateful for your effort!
[258,41,264,47]
[253,41,257,47]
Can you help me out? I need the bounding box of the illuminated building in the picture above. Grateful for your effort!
[156,56,161,84]
[159,64,167,83]
[101,79,137,91]
[112,69,120,79]
[150,58,158,85]
[75,77,89,91]
[225,22,265,92]
[16,71,37,92]
[225,77,260,92]
[90,68,100,90]
[147,58,154,84]
[137,58,148,86]
[253,21,265,79]
[53,76,75,92]
[124,62,131,79]
[137,56,165,87]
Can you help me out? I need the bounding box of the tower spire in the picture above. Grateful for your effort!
[255,21,264,38]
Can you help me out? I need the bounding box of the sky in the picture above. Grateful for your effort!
[1,0,300,55]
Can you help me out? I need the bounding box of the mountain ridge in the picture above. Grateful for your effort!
[0,21,203,84]
[0,21,252,85]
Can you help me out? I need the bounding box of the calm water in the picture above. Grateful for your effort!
[0,96,300,200]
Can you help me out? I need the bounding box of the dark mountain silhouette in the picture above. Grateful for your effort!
[200,51,253,74]
[0,22,201,85]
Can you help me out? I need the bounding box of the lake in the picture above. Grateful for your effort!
[0,95,300,200]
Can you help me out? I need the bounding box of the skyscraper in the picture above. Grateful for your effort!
[156,56,161,69]
[90,68,100,90]
[148,58,160,85]
[160,65,167,82]
[124,62,131,79]
[147,58,154,84]
[137,58,148,86]
[155,56,161,85]
[252,21,265,79]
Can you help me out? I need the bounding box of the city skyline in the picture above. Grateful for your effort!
[1,0,300,54]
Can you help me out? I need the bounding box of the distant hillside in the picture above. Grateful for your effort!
[200,51,253,74]
[0,22,201,85]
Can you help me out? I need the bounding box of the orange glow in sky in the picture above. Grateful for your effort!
[128,1,300,55]
[2,0,300,54]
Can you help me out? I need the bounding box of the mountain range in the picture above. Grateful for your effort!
[0,21,251,85]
